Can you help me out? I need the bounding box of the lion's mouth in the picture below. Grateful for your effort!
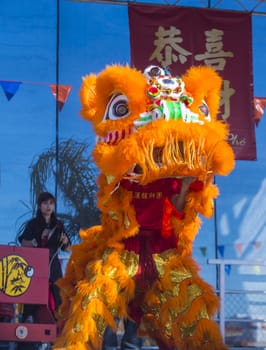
[122,141,206,183]
[94,117,234,188]
[124,147,168,178]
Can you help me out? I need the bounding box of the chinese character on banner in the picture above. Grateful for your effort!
[128,5,256,160]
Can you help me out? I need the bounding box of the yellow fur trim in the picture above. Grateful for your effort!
[141,253,224,349]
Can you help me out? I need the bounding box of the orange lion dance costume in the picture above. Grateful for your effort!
[54,64,235,350]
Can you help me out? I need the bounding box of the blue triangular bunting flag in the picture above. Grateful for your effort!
[200,246,207,257]
[0,81,22,100]
[218,245,225,258]
[225,264,231,276]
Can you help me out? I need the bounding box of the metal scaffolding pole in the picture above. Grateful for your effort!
[67,0,266,15]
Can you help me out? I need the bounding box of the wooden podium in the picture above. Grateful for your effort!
[0,245,57,343]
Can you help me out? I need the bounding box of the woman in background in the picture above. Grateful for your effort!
[18,191,71,321]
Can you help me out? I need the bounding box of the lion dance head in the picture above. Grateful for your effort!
[80,64,234,185]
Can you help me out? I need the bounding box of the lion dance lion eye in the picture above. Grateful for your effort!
[199,101,210,121]
[104,94,130,120]
[113,101,129,117]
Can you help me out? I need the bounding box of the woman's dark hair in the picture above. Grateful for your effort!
[36,192,57,228]
[37,192,55,207]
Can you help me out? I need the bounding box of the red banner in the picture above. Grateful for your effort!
[128,5,256,160]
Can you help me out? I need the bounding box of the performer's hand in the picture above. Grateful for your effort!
[60,233,71,251]
[171,176,197,211]
[180,176,196,194]
[61,234,69,245]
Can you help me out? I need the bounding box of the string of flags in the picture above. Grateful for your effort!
[196,240,265,276]
[0,80,72,111]
[222,263,264,276]
[0,79,265,122]
[222,261,265,276]
[197,240,263,258]
[218,240,263,259]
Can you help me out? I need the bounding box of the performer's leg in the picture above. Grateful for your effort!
[102,324,119,350]
[121,319,142,350]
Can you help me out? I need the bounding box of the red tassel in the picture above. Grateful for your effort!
[162,197,184,238]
